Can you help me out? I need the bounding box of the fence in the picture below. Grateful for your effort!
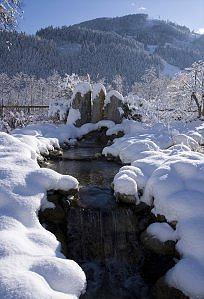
[0,104,49,117]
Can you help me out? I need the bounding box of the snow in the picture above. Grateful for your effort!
[147,45,157,54]
[118,106,124,116]
[0,131,86,298]
[92,83,106,100]
[49,100,70,122]
[12,120,115,145]
[67,108,81,125]
[146,223,176,242]
[103,119,204,298]
[162,61,180,77]
[173,133,200,151]
[2,117,204,298]
[114,174,138,200]
[72,82,92,97]
[166,258,204,299]
[113,166,139,201]
[104,90,124,105]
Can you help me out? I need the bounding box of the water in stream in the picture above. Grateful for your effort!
[42,147,171,299]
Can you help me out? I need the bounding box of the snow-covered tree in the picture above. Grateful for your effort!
[112,74,124,94]
[0,0,22,30]
[130,68,171,123]
[168,61,204,118]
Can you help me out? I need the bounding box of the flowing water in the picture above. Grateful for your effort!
[43,146,172,299]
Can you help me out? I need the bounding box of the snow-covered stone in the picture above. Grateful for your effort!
[104,90,124,124]
[92,83,106,101]
[91,83,106,123]
[72,82,92,97]
[69,83,92,126]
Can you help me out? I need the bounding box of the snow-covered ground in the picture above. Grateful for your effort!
[0,120,117,298]
[0,132,86,298]
[1,118,204,298]
[104,119,204,299]
[146,45,180,77]
[161,61,180,77]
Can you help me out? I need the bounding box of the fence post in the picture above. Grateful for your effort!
[0,99,4,118]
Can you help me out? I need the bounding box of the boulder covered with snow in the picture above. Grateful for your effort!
[104,90,124,124]
[113,166,140,204]
[91,83,106,123]
[141,223,176,256]
[67,82,92,126]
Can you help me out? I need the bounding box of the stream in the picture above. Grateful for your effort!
[41,145,174,299]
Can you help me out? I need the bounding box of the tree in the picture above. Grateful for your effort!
[0,0,22,30]
[187,61,204,118]
[112,74,124,94]
[169,61,204,118]
[131,68,171,123]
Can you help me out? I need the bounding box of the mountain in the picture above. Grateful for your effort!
[0,14,203,89]
[75,14,204,69]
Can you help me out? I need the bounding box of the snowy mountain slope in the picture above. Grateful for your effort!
[0,14,203,88]
[76,14,191,45]
[76,14,204,70]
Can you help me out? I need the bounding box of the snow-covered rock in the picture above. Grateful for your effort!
[104,90,124,106]
[141,223,176,256]
[113,166,140,204]
[92,83,106,123]
[173,134,200,151]
[72,82,92,97]
[69,83,92,126]
[104,90,124,124]
[92,83,106,100]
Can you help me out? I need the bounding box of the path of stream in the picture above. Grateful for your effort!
[42,145,174,299]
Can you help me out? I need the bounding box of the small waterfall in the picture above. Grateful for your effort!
[65,204,151,298]
[41,146,171,299]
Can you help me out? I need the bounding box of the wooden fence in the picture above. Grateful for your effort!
[0,104,49,117]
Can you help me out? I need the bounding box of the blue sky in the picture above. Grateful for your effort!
[20,0,204,34]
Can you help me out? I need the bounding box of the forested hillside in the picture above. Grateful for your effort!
[77,14,204,69]
[0,14,203,89]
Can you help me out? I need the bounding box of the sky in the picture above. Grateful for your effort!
[19,0,204,34]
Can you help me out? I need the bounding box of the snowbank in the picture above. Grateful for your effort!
[0,132,86,298]
[12,120,115,145]
[104,119,204,298]
[2,117,204,298]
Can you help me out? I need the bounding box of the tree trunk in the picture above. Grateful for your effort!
[201,93,204,117]
[191,92,201,118]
